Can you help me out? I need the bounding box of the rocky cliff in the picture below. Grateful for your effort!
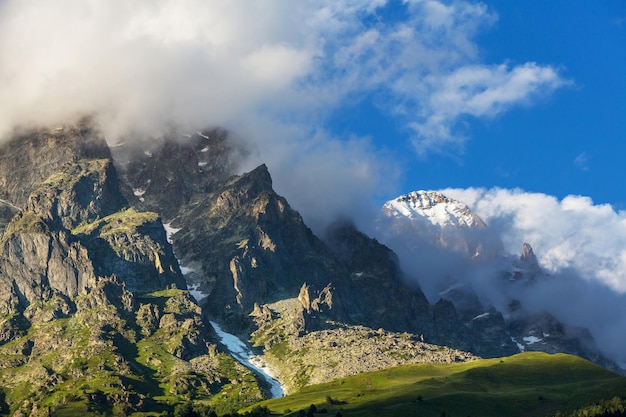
[113,133,489,354]
[0,123,265,416]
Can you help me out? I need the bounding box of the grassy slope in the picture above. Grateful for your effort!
[246,352,626,417]
[0,289,263,416]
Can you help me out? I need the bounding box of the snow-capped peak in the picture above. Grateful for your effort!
[382,190,486,228]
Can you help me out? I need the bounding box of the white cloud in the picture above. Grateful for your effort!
[410,63,566,154]
[442,187,626,293]
[0,0,568,228]
[376,186,626,367]
[574,152,589,171]
[0,0,566,143]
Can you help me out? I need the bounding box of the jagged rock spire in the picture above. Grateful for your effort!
[520,242,541,275]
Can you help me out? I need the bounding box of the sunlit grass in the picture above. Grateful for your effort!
[246,352,626,417]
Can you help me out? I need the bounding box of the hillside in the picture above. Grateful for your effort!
[250,352,626,417]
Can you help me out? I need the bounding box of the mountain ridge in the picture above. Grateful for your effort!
[0,121,621,415]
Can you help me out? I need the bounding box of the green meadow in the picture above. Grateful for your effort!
[245,352,626,417]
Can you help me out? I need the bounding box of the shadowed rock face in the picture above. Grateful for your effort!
[119,137,491,353]
[110,128,244,221]
[26,158,127,230]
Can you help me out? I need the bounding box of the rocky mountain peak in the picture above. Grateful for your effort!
[0,122,186,315]
[510,242,542,280]
[378,190,491,259]
[520,242,537,263]
[0,119,111,209]
[382,190,486,228]
[111,128,243,221]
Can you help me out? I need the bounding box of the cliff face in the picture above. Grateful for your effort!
[0,124,269,416]
[173,164,345,321]
[112,131,509,357]
[0,121,111,210]
[0,124,187,314]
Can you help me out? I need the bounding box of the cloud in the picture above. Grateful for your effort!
[410,63,567,154]
[442,187,626,367]
[374,186,626,367]
[518,271,626,369]
[574,152,589,171]
[0,0,568,228]
[441,187,626,293]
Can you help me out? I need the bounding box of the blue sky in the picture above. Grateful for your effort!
[2,0,623,212]
[0,0,624,234]
[327,1,626,209]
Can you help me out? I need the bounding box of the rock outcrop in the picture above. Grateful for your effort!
[0,125,186,313]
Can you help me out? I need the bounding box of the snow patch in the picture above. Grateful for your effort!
[210,321,284,398]
[197,131,210,139]
[179,265,195,276]
[162,223,181,244]
[523,336,542,345]
[543,332,550,338]
[511,337,525,352]
[200,146,209,152]
[439,282,464,296]
[472,312,490,320]
[133,189,146,197]
[198,161,207,167]
[143,150,152,157]
[187,283,208,303]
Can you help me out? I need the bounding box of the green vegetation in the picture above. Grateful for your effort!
[551,396,626,416]
[41,159,109,185]
[0,285,265,416]
[71,207,159,237]
[2,212,48,237]
[245,352,626,417]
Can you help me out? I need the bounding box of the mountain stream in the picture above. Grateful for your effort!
[209,321,284,398]
[163,223,285,398]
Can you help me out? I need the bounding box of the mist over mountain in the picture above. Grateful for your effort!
[0,0,573,238]
[372,189,626,370]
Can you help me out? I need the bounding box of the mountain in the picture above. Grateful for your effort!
[0,120,621,415]
[382,190,485,228]
[379,190,495,259]
[378,189,621,374]
[0,123,267,416]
